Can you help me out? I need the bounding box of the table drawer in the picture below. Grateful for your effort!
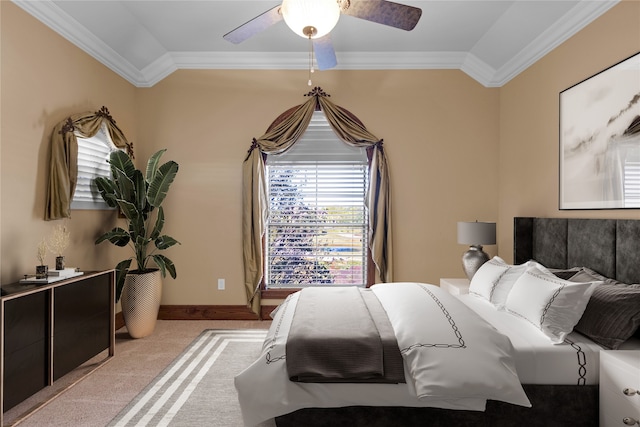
[600,351,640,427]
[601,386,640,426]
[601,362,640,394]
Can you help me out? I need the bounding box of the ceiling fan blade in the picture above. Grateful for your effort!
[313,35,337,70]
[342,0,422,31]
[223,5,283,44]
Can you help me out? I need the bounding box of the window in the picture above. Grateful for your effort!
[71,123,120,209]
[265,111,369,288]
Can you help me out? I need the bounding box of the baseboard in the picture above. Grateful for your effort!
[116,305,278,322]
[260,305,278,320]
[158,305,262,320]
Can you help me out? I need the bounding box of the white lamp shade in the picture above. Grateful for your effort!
[281,0,341,39]
[457,222,496,245]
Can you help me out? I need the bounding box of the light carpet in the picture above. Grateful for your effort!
[108,329,275,427]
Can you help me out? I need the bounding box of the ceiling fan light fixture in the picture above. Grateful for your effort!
[281,0,340,39]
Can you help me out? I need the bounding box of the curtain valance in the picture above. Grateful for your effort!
[242,88,393,315]
[45,106,133,220]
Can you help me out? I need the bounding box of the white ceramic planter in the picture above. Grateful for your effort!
[121,269,162,339]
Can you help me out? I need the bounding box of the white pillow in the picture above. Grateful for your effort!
[505,265,601,343]
[492,259,552,309]
[469,256,509,302]
[469,256,549,309]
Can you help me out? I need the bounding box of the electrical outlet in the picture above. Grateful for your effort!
[217,278,225,290]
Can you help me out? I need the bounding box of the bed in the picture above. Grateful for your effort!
[234,217,640,426]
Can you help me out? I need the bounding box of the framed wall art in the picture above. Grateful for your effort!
[559,51,640,210]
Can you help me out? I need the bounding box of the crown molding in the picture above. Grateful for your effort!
[12,0,619,88]
[460,54,497,88]
[487,0,619,87]
[168,51,468,70]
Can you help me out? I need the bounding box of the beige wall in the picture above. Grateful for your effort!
[498,0,640,262]
[1,1,637,308]
[0,2,136,283]
[136,69,499,305]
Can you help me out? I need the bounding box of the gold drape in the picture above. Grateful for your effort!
[45,107,132,220]
[242,89,393,315]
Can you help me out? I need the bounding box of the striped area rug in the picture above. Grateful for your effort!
[108,329,270,427]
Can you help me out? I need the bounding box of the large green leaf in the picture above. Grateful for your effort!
[109,150,136,180]
[112,166,134,202]
[147,161,179,207]
[145,149,167,183]
[155,235,179,250]
[132,212,146,242]
[93,177,119,208]
[132,169,147,211]
[150,206,164,240]
[116,199,138,222]
[95,227,130,246]
[152,254,177,279]
[114,259,132,302]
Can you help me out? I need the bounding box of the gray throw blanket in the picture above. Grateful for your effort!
[286,287,405,383]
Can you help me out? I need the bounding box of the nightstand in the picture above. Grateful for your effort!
[600,350,640,427]
[439,278,470,295]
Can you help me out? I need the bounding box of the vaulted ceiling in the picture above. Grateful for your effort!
[13,0,619,87]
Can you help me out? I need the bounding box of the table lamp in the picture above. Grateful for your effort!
[457,221,496,280]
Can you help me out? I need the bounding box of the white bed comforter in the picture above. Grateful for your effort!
[234,283,530,426]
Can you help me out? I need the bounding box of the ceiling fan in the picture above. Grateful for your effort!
[223,0,422,71]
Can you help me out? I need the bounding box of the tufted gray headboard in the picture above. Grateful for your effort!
[514,217,640,285]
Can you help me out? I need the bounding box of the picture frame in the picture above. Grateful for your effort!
[559,51,640,210]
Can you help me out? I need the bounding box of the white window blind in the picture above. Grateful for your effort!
[71,123,119,210]
[266,111,369,288]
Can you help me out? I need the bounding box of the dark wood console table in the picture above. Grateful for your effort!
[0,270,115,425]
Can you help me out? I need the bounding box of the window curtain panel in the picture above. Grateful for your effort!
[242,88,393,315]
[45,107,133,220]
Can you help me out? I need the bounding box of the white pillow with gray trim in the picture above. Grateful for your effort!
[505,265,601,343]
[469,256,549,309]
[469,256,510,302]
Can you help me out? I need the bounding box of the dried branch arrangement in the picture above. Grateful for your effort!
[37,238,48,265]
[48,224,70,257]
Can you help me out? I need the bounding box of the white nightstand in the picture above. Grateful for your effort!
[439,278,470,295]
[600,350,640,427]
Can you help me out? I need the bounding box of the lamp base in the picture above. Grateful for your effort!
[461,245,490,280]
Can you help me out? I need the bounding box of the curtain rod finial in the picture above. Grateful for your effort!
[304,87,330,98]
[59,117,76,135]
[95,106,115,123]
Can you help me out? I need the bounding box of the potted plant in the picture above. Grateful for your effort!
[95,149,179,338]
